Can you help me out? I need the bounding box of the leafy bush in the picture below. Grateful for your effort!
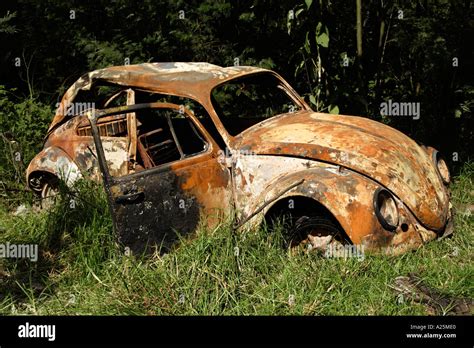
[0,85,53,205]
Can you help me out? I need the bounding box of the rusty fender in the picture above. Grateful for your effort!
[238,166,438,255]
[26,146,82,187]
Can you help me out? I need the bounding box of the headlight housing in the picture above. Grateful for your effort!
[433,150,450,185]
[374,188,399,231]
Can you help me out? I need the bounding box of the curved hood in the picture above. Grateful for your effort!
[234,111,449,230]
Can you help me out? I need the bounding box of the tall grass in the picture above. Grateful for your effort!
[0,164,472,315]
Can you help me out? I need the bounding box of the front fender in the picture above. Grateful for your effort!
[245,166,436,255]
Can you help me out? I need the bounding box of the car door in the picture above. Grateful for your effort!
[88,102,233,255]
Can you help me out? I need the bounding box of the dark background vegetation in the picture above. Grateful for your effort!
[0,0,472,317]
[0,0,472,195]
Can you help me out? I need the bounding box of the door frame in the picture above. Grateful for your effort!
[87,101,232,246]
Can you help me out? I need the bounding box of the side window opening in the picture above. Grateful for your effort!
[76,87,226,150]
[74,84,127,109]
[74,86,220,176]
[133,108,208,171]
[137,120,180,168]
[76,87,133,137]
[77,115,128,137]
[135,91,227,151]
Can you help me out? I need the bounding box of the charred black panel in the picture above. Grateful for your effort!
[111,169,201,255]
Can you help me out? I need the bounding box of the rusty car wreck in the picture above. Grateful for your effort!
[26,62,453,255]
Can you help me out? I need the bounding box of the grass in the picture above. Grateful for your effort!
[0,163,472,315]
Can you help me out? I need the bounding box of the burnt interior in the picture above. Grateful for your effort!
[134,108,207,169]
[74,86,214,173]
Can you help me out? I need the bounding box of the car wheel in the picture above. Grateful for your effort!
[285,216,348,254]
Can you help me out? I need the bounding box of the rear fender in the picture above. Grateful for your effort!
[26,146,82,189]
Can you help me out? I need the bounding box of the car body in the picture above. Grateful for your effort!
[26,62,453,255]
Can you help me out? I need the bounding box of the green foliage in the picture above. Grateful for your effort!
[0,86,52,195]
[286,0,472,165]
[328,104,339,114]
[0,11,17,34]
[315,22,329,48]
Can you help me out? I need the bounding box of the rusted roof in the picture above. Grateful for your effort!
[49,62,266,132]
[78,62,266,90]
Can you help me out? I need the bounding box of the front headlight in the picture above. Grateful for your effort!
[374,188,399,231]
[433,150,450,185]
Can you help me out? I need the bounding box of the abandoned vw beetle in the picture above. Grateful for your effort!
[27,63,453,255]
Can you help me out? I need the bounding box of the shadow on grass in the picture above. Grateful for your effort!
[0,179,115,311]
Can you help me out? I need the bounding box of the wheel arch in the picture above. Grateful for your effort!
[242,166,384,245]
[26,146,82,193]
[264,195,343,228]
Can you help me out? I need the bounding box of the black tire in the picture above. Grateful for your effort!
[291,216,347,248]
[269,214,348,253]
